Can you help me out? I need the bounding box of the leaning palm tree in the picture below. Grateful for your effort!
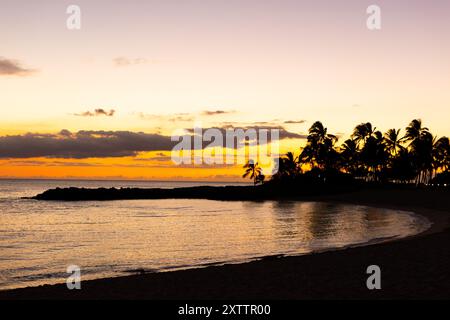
[308,121,337,145]
[384,128,404,156]
[403,119,429,145]
[243,160,264,186]
[308,121,327,144]
[352,122,376,147]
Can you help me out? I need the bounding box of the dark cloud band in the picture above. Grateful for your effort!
[0,127,305,159]
[0,131,174,159]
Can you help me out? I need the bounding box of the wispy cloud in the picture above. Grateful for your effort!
[284,120,306,124]
[0,57,36,76]
[138,112,194,122]
[201,110,236,116]
[168,114,194,122]
[137,110,237,123]
[113,57,148,67]
[74,108,116,117]
[220,119,305,127]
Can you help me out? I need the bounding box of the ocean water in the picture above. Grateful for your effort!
[0,179,429,290]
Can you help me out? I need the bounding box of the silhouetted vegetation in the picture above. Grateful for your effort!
[266,119,449,187]
[242,160,265,185]
[33,119,449,202]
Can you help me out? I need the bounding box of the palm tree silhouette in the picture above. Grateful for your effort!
[300,121,338,170]
[359,130,386,182]
[352,122,376,147]
[243,160,264,186]
[282,152,300,176]
[242,118,449,187]
[433,137,450,172]
[340,139,359,175]
[307,121,337,145]
[403,119,429,145]
[384,128,404,156]
[412,131,435,184]
[390,148,416,183]
[403,120,433,184]
[272,152,300,180]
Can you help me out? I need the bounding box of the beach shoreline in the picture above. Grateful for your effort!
[1,188,449,300]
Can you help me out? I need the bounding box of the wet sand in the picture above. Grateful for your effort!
[1,188,449,300]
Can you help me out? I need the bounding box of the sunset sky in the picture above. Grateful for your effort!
[1,0,449,180]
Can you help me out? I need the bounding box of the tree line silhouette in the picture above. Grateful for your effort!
[244,119,450,187]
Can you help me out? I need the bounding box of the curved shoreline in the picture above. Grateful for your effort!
[1,188,449,299]
[0,202,430,292]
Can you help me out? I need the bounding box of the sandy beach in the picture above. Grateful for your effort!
[0,188,449,300]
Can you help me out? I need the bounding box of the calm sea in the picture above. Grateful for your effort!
[0,179,430,290]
